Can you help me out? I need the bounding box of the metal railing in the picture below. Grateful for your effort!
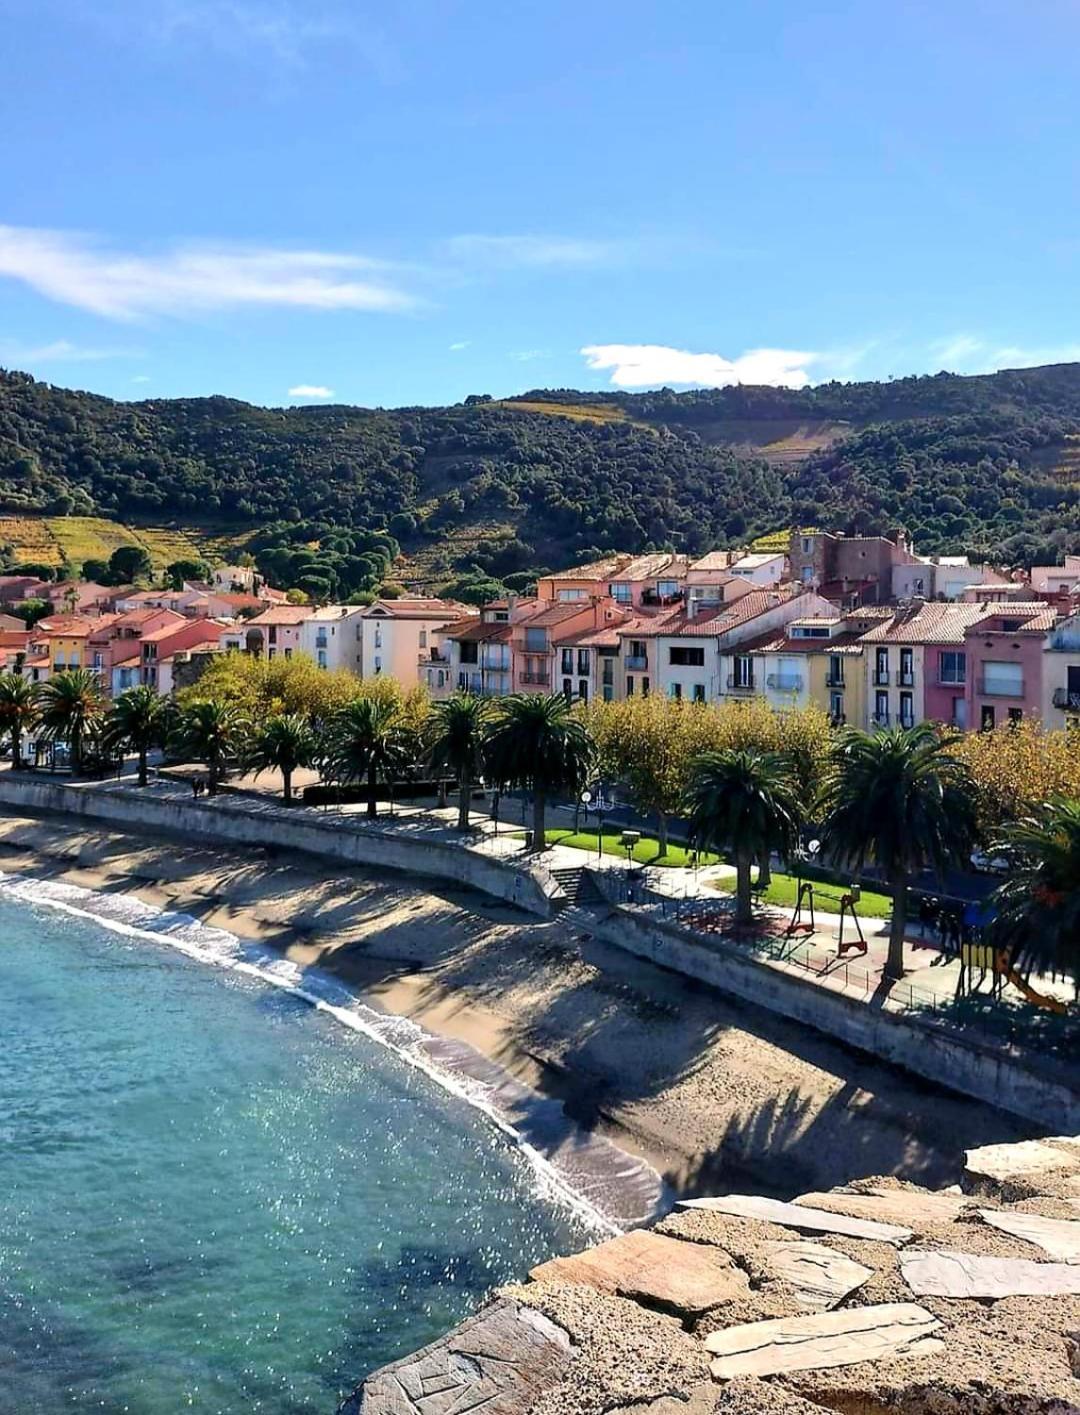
[766,674,804,692]
[825,673,845,687]
[899,671,915,687]
[1052,687,1080,710]
[726,674,756,692]
[520,671,550,685]
[873,669,890,685]
[625,655,648,670]
[873,712,891,726]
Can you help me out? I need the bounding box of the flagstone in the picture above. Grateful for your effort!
[678,1194,913,1246]
[704,1302,943,1380]
[761,1240,873,1311]
[977,1208,1080,1264]
[901,1248,1080,1299]
[795,1187,969,1230]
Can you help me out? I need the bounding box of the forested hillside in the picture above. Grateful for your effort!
[1,362,1079,599]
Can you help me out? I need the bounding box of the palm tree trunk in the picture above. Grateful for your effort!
[656,810,669,856]
[71,728,81,776]
[757,852,772,888]
[283,766,293,806]
[885,872,908,980]
[532,790,546,852]
[11,726,21,771]
[208,751,219,795]
[735,846,753,925]
[367,763,378,818]
[457,769,471,830]
[137,746,148,788]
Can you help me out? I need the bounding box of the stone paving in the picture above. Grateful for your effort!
[342,1135,1080,1413]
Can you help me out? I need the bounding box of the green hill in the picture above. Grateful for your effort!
[2,362,1079,599]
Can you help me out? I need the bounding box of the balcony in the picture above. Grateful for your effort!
[873,713,891,727]
[520,670,551,686]
[873,669,890,686]
[419,649,448,663]
[641,588,684,607]
[725,674,756,693]
[766,673,804,693]
[625,654,648,670]
[1053,687,1080,711]
[978,677,1025,698]
[899,714,916,729]
[825,673,845,688]
[898,671,915,687]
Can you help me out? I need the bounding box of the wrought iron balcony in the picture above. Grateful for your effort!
[1052,687,1080,710]
[520,670,550,686]
[725,674,756,692]
[898,671,915,687]
[872,712,891,727]
[872,669,890,686]
[625,654,648,670]
[825,672,845,688]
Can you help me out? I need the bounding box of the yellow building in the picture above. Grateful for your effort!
[751,617,869,726]
[41,617,96,673]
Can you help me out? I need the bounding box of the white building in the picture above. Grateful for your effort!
[360,597,468,686]
[298,605,366,674]
[727,551,786,586]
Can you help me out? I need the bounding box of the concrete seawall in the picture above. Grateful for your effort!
[585,898,1079,1134]
[0,774,559,919]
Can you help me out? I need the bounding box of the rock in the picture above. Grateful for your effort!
[978,1209,1080,1264]
[678,1194,913,1246]
[529,1229,749,1315]
[704,1302,944,1380]
[795,1186,969,1230]
[901,1249,1080,1299]
[965,1139,1080,1201]
[345,1298,573,1414]
[761,1240,873,1311]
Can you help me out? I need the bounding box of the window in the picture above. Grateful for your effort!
[460,642,479,664]
[981,704,996,730]
[578,680,588,703]
[692,684,705,703]
[374,656,381,674]
[952,697,968,729]
[317,650,327,669]
[899,647,914,686]
[669,683,682,700]
[602,683,613,702]
[874,690,889,724]
[657,579,678,597]
[563,678,573,700]
[284,647,292,659]
[827,654,844,687]
[1008,707,1023,723]
[874,647,889,683]
[525,628,547,652]
[268,626,277,646]
[561,648,573,674]
[1000,619,1021,632]
[642,677,650,696]
[939,651,965,685]
[610,583,631,603]
[626,676,634,696]
[557,588,586,601]
[267,647,276,660]
[830,691,844,722]
[419,630,427,647]
[982,661,1023,697]
[899,691,914,726]
[577,649,589,676]
[669,646,705,667]
[801,537,813,554]
[801,566,814,582]
[374,627,382,647]
[733,654,754,688]
[437,670,445,688]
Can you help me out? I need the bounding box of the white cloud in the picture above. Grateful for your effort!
[929,334,1080,375]
[580,342,819,389]
[0,337,141,364]
[132,374,152,384]
[0,226,416,322]
[287,384,334,398]
[510,349,548,362]
[448,340,470,351]
[444,234,623,268]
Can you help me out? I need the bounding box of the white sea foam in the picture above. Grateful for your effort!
[0,871,634,1237]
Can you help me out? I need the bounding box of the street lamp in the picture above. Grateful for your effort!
[621,829,641,900]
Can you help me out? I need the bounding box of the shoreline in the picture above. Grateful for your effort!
[0,809,1037,1205]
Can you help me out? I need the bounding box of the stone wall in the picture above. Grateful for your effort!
[585,898,1079,1134]
[0,774,559,919]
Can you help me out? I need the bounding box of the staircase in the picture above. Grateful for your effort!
[549,863,608,912]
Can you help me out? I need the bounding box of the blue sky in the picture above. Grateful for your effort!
[2,0,1079,408]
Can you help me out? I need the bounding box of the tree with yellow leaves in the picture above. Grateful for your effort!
[954,719,1080,829]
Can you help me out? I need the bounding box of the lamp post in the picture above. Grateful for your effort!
[579,788,592,847]
[621,828,641,900]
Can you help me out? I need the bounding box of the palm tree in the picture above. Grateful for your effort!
[244,712,317,805]
[320,697,408,818]
[101,685,169,787]
[173,700,250,795]
[0,672,37,769]
[427,692,491,830]
[990,798,1080,993]
[819,723,980,980]
[684,748,801,926]
[35,668,105,774]
[483,692,596,851]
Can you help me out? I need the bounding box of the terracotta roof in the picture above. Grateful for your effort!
[745,629,866,656]
[110,651,141,667]
[38,615,113,638]
[665,588,799,638]
[522,602,599,629]
[689,551,735,572]
[450,617,512,644]
[568,625,623,647]
[543,552,688,583]
[967,604,1057,634]
[860,603,994,645]
[365,597,469,619]
[245,605,313,626]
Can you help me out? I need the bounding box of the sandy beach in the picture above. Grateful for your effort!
[0,810,1034,1203]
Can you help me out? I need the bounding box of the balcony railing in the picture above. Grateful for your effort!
[419,649,448,663]
[899,714,916,729]
[766,673,804,693]
[1053,688,1080,710]
[898,671,915,687]
[873,712,891,727]
[978,677,1025,698]
[726,674,756,692]
[830,712,846,726]
[625,654,648,670]
[825,673,845,688]
[936,676,965,688]
[873,669,890,686]
[520,670,550,685]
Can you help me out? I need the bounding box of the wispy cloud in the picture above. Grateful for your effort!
[132,374,152,384]
[510,349,549,362]
[448,340,471,352]
[0,337,142,364]
[444,234,627,269]
[0,226,417,321]
[288,383,334,398]
[581,342,819,389]
[930,333,1080,374]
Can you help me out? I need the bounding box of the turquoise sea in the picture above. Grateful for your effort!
[0,885,599,1413]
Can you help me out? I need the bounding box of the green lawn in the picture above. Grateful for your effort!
[512,827,723,868]
[708,870,893,919]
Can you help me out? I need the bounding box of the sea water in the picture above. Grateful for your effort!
[0,887,598,1413]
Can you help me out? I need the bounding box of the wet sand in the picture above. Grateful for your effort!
[0,811,1035,1202]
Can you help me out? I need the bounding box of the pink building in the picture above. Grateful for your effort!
[536,553,688,612]
[242,604,311,659]
[963,604,1055,731]
[510,597,627,693]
